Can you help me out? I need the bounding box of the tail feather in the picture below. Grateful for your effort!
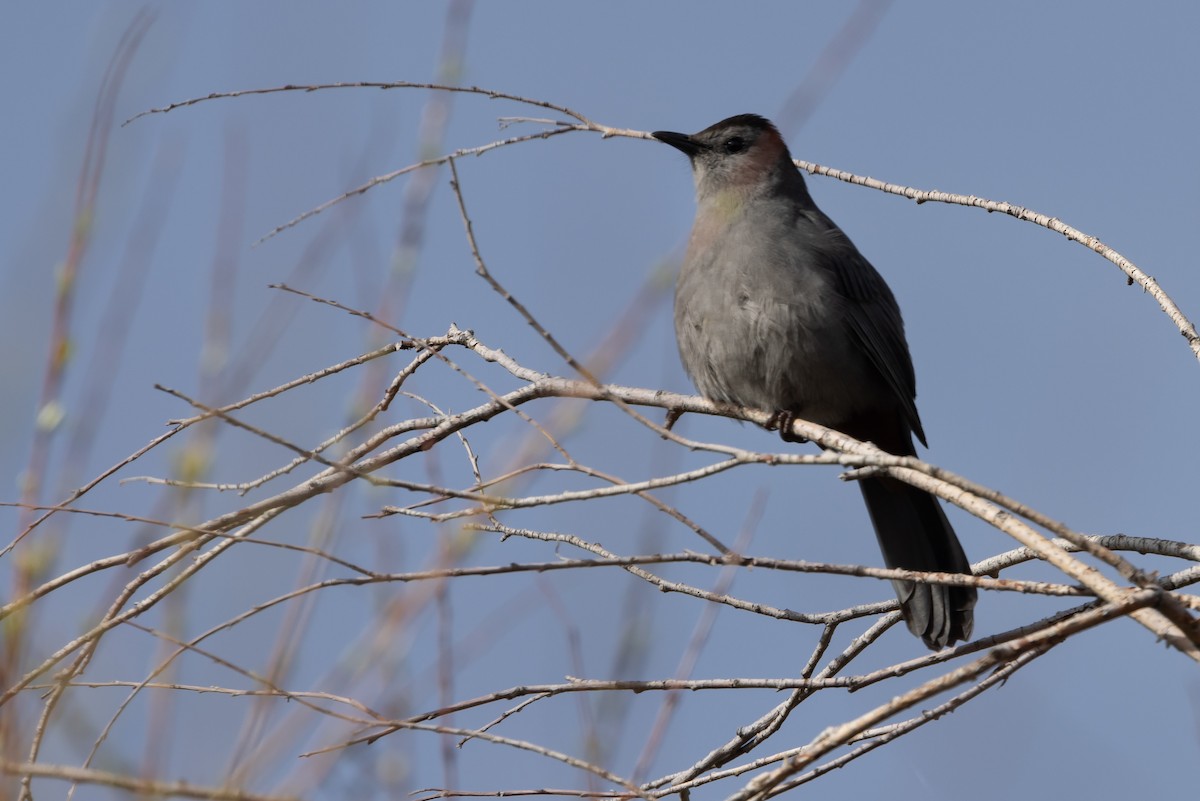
[859,475,976,649]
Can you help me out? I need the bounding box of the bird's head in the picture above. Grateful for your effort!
[653,114,793,199]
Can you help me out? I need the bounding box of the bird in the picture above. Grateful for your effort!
[653,114,975,649]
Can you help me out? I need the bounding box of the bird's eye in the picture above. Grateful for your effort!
[723,136,746,154]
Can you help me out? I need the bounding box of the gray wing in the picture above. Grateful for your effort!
[811,213,928,446]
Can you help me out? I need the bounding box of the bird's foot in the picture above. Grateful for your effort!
[765,410,808,443]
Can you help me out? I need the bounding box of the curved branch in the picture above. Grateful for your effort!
[794,158,1200,363]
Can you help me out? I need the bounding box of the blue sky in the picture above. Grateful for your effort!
[3,3,1198,799]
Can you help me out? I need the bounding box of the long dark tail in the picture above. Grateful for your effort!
[859,475,976,649]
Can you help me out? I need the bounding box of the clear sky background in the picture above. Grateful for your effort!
[3,2,1199,799]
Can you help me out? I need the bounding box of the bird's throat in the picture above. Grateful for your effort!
[696,187,745,226]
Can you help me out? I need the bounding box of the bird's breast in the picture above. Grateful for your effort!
[673,238,874,426]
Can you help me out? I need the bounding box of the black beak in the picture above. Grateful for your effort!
[652,130,706,158]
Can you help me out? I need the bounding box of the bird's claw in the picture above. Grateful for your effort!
[765,410,808,443]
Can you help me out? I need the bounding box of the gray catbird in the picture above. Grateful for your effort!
[653,114,975,649]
